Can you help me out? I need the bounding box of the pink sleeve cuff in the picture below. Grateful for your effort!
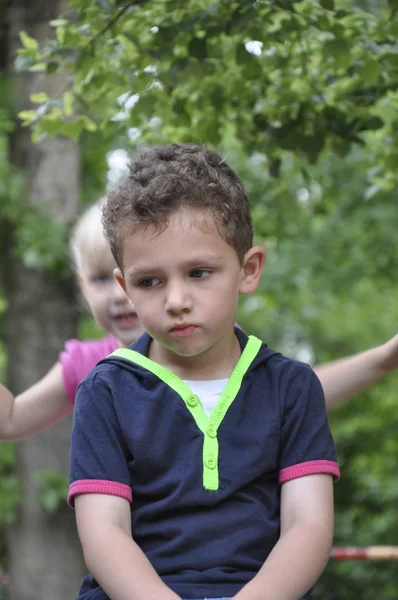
[279,460,340,484]
[68,479,132,507]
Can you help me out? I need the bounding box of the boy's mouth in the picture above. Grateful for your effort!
[170,324,197,337]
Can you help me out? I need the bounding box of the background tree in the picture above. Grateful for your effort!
[0,1,85,598]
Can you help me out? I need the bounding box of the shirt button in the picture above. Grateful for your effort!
[206,455,216,469]
[187,396,198,407]
[206,425,217,438]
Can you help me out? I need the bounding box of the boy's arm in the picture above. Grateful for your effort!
[75,493,180,600]
[234,363,338,599]
[234,474,334,600]
[0,363,72,440]
[70,377,181,599]
[313,333,398,410]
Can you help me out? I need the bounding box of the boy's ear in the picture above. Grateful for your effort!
[239,246,265,295]
[114,267,127,293]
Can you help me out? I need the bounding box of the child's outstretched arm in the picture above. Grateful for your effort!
[234,474,334,600]
[75,493,180,600]
[0,363,73,440]
[313,333,398,410]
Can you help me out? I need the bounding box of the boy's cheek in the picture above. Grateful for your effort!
[133,298,158,326]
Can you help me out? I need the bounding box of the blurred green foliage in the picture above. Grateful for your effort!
[33,469,70,513]
[13,0,398,190]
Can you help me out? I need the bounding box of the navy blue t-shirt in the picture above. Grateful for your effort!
[69,328,339,599]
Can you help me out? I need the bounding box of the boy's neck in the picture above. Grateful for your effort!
[149,330,242,381]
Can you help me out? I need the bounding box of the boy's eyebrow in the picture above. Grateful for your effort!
[126,254,225,277]
[182,254,225,265]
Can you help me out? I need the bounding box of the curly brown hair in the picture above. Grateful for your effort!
[102,143,253,268]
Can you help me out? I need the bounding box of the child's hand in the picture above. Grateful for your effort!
[381,333,398,371]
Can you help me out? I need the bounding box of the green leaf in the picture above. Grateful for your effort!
[116,33,138,57]
[18,110,37,123]
[188,37,207,60]
[49,18,70,27]
[226,4,257,34]
[353,115,384,132]
[39,117,84,140]
[78,115,97,132]
[357,60,381,85]
[29,63,46,72]
[323,39,351,69]
[63,91,74,116]
[56,26,66,45]
[319,0,334,9]
[19,31,39,50]
[30,92,50,104]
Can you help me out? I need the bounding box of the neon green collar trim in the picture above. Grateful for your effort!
[109,335,262,491]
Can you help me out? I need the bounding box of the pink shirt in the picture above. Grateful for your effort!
[60,334,118,404]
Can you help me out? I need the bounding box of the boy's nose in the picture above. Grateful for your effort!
[165,282,192,315]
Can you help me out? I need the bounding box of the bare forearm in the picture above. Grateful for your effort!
[234,522,333,600]
[0,364,72,440]
[82,525,180,600]
[314,341,396,411]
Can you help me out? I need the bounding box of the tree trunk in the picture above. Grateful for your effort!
[4,1,85,598]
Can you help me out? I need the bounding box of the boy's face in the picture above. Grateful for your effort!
[79,241,145,347]
[115,207,264,370]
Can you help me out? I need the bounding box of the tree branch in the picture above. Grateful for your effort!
[89,0,153,46]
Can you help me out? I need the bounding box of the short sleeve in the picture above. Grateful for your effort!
[279,364,340,484]
[68,376,132,507]
[60,336,118,404]
[60,339,82,404]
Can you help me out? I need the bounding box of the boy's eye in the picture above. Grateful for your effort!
[138,277,160,288]
[190,269,211,279]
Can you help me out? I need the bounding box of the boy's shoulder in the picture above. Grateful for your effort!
[255,338,318,381]
[259,346,325,415]
[254,340,324,408]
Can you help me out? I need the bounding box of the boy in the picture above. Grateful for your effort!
[69,143,339,600]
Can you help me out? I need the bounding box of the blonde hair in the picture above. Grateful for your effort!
[70,198,110,276]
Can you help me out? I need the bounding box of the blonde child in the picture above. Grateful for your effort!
[0,200,397,441]
[0,201,144,440]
